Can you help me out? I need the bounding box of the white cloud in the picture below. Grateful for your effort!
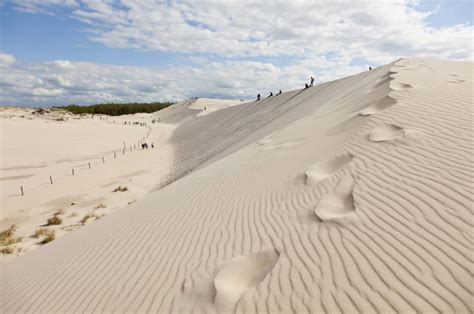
[0,53,16,66]
[63,0,472,61]
[2,0,472,106]
[0,52,366,106]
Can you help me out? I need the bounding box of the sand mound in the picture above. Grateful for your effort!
[1,58,472,313]
[214,250,279,310]
[305,154,353,185]
[369,124,405,142]
[314,175,355,220]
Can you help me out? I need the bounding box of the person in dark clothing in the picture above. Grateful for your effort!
[310,76,315,86]
[257,94,261,101]
[277,90,282,95]
[369,66,372,70]
[269,92,273,97]
[305,83,309,89]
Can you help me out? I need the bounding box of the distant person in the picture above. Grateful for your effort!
[269,92,273,97]
[310,76,315,86]
[305,83,309,89]
[277,90,282,95]
[151,143,154,148]
[257,94,261,101]
[369,66,372,70]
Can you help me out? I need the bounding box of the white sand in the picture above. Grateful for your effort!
[0,58,472,313]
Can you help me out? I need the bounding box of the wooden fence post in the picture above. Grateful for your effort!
[21,186,24,196]
[50,176,53,184]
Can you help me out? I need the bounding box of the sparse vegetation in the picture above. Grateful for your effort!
[54,208,65,215]
[0,224,22,247]
[113,186,128,192]
[1,246,14,254]
[33,228,49,238]
[94,203,107,209]
[46,215,62,226]
[0,225,16,245]
[38,230,56,245]
[80,213,102,225]
[57,102,173,116]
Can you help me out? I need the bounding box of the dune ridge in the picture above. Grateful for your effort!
[0,58,472,313]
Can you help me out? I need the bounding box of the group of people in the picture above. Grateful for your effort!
[141,142,154,149]
[257,76,315,101]
[124,121,147,126]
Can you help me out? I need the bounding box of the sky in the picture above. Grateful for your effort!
[0,0,472,107]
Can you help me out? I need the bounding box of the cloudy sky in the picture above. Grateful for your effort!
[0,0,472,106]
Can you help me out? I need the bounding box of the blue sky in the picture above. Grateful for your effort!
[0,0,472,106]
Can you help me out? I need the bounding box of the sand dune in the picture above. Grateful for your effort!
[1,58,472,313]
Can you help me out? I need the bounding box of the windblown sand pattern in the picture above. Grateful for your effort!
[1,58,472,313]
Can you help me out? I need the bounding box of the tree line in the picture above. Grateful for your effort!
[56,102,173,116]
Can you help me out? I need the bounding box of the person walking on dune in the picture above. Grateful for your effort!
[277,90,282,95]
[310,76,315,86]
[257,94,261,101]
[268,92,273,97]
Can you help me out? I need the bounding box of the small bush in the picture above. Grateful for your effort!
[33,228,49,238]
[113,186,128,192]
[54,209,65,216]
[80,213,100,225]
[0,225,17,245]
[38,230,55,245]
[46,216,62,226]
[94,203,106,209]
[0,246,14,254]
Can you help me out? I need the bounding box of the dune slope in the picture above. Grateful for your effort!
[1,58,472,313]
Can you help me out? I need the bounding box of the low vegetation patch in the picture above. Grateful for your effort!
[33,228,49,238]
[94,203,107,209]
[80,213,103,225]
[38,230,56,245]
[57,102,173,116]
[1,246,15,254]
[113,186,128,192]
[0,225,16,245]
[0,225,22,247]
[46,215,62,226]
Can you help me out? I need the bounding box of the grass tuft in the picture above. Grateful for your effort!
[38,230,55,245]
[46,216,62,226]
[0,225,17,245]
[0,246,14,254]
[113,186,128,192]
[94,203,107,209]
[33,228,49,238]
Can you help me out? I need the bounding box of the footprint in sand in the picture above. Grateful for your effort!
[181,250,280,311]
[391,82,413,90]
[314,175,355,221]
[369,124,405,142]
[305,154,353,185]
[359,96,397,116]
[214,250,279,310]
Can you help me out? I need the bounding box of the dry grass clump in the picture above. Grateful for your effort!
[0,225,16,244]
[94,203,107,209]
[38,230,56,245]
[113,185,128,192]
[46,215,62,226]
[1,246,14,254]
[33,228,49,238]
[80,213,101,225]
[54,208,65,215]
[0,225,22,246]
